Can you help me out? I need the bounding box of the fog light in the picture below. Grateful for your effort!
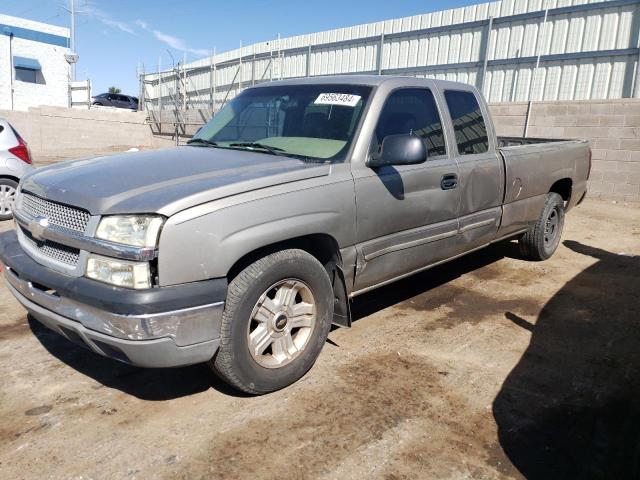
[86,254,151,289]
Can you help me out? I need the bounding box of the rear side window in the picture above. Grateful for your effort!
[374,88,446,158]
[10,125,24,142]
[444,90,489,155]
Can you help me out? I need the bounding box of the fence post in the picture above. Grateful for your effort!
[210,51,214,113]
[252,45,256,86]
[479,16,493,95]
[182,52,187,111]
[239,41,243,91]
[377,32,385,75]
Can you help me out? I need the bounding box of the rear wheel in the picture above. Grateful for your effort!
[211,249,334,394]
[519,192,565,261]
[0,178,18,221]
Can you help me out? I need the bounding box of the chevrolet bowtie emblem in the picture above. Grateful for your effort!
[28,216,49,241]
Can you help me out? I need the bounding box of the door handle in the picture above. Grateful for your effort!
[441,173,458,190]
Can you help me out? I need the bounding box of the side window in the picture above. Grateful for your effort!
[373,88,446,158]
[443,90,489,155]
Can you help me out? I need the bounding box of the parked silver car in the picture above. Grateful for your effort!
[0,119,33,220]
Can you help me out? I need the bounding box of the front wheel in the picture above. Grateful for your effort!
[211,249,334,394]
[0,178,18,221]
[519,192,565,261]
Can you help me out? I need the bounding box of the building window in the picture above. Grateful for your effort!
[15,67,38,83]
[13,56,42,84]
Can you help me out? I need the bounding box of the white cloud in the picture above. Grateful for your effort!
[86,6,136,35]
[84,7,209,58]
[136,19,209,57]
[100,17,136,35]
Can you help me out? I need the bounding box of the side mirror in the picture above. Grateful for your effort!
[367,134,427,168]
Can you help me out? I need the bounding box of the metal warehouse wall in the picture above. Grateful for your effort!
[141,0,640,113]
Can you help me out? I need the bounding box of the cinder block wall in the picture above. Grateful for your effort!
[0,106,165,165]
[489,99,640,203]
[3,101,638,203]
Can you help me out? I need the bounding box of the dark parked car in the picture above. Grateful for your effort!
[91,93,138,110]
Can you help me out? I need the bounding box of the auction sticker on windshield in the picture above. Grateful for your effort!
[314,93,362,107]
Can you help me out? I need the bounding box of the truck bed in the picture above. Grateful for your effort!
[497,136,570,147]
[495,136,591,239]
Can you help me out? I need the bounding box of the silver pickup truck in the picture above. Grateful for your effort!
[0,76,590,393]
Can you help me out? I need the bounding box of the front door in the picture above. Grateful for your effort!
[352,86,460,292]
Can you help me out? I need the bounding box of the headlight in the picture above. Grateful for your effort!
[96,215,164,247]
[86,254,151,289]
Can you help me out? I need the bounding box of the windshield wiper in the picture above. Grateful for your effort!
[228,142,287,156]
[186,138,218,147]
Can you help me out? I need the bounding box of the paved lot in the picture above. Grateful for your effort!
[0,199,638,480]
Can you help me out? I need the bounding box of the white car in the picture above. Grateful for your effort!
[0,119,34,220]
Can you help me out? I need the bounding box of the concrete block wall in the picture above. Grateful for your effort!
[0,106,164,165]
[489,99,640,203]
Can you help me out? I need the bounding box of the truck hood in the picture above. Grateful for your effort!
[21,147,330,216]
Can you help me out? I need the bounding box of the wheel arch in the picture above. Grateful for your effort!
[227,233,351,328]
[0,174,20,184]
[549,178,572,204]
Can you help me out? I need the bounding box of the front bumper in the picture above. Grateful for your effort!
[0,230,226,367]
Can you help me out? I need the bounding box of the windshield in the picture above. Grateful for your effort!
[190,84,372,162]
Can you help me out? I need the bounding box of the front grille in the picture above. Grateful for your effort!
[20,192,90,233]
[21,226,80,266]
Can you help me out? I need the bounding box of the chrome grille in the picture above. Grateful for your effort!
[20,192,90,233]
[20,226,80,266]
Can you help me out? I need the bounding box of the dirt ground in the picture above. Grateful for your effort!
[0,199,638,480]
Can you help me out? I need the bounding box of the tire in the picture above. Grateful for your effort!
[519,192,565,261]
[0,178,19,221]
[211,249,334,394]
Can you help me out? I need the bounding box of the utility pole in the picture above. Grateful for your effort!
[70,0,75,80]
[61,0,85,81]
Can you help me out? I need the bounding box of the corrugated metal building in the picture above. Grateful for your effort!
[141,0,640,112]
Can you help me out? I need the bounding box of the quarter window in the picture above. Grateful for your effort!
[444,90,489,155]
[373,88,446,158]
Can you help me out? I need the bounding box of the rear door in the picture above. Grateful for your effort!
[116,95,131,108]
[352,84,460,292]
[440,87,504,254]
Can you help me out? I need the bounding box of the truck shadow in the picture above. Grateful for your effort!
[27,317,248,400]
[350,239,521,321]
[493,241,640,479]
